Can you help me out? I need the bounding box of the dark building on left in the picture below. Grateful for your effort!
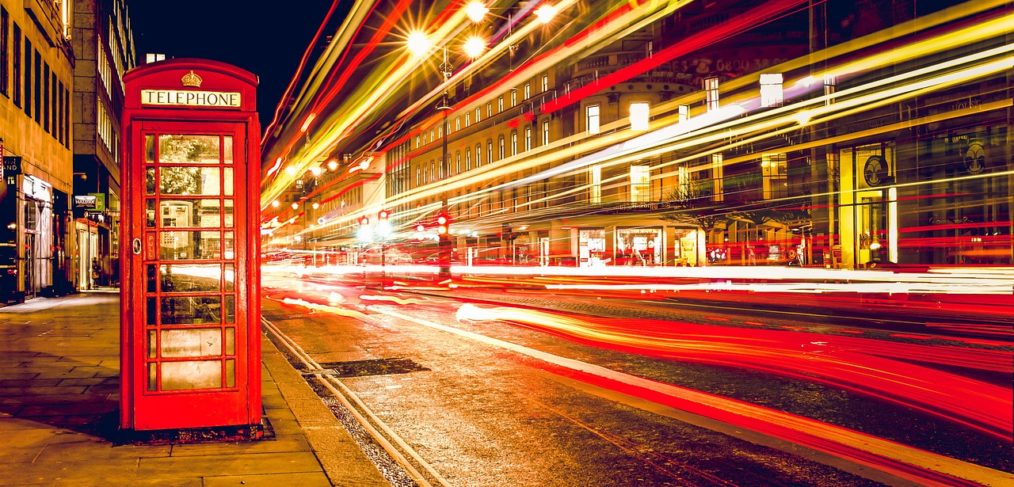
[0,0,75,301]
[71,0,134,288]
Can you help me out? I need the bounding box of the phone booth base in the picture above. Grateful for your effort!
[120,59,261,431]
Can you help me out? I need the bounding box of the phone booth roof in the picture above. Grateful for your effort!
[123,58,259,116]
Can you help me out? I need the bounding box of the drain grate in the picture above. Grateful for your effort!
[311,358,429,378]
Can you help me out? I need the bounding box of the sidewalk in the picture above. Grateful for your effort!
[0,294,386,486]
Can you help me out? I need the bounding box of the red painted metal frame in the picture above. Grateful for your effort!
[120,59,261,431]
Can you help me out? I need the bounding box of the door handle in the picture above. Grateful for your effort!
[132,238,142,255]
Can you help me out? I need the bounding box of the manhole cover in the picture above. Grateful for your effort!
[314,358,429,378]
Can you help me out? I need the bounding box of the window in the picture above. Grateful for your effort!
[1,7,8,97]
[475,107,481,123]
[541,74,549,93]
[510,131,517,156]
[586,104,600,134]
[524,82,530,100]
[430,128,435,140]
[455,117,460,131]
[455,152,461,175]
[498,96,503,112]
[712,154,724,202]
[761,154,787,199]
[704,77,719,112]
[498,135,505,160]
[542,120,550,146]
[416,168,421,186]
[12,23,20,106]
[524,127,531,152]
[510,89,517,107]
[678,104,688,123]
[465,112,471,127]
[630,165,650,202]
[465,149,471,171]
[486,140,492,165]
[759,73,783,108]
[23,39,31,117]
[42,62,49,131]
[475,143,482,166]
[486,102,492,118]
[33,51,40,122]
[590,166,602,204]
[823,74,837,106]
[629,102,649,131]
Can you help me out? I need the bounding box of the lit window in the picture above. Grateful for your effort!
[542,120,550,145]
[498,96,503,112]
[475,143,482,166]
[586,104,600,134]
[465,149,471,171]
[590,166,601,204]
[629,102,649,130]
[511,131,517,155]
[415,135,420,148]
[455,117,460,131]
[455,152,461,175]
[630,165,650,202]
[498,136,505,160]
[475,107,481,122]
[525,127,532,151]
[760,73,783,108]
[678,105,689,123]
[712,154,724,202]
[761,153,787,199]
[541,74,549,92]
[465,113,471,127]
[524,83,530,100]
[510,89,517,107]
[704,77,719,112]
[487,140,493,165]
[486,102,492,117]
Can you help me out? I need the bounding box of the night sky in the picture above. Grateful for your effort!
[130,0,336,132]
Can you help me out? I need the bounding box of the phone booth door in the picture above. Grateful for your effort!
[127,121,252,430]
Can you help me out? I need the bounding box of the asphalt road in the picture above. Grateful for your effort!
[261,273,1013,486]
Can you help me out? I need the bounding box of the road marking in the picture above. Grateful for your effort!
[369,305,1014,487]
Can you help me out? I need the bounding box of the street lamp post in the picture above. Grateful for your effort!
[437,47,453,281]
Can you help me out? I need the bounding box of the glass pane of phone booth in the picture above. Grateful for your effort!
[142,133,238,392]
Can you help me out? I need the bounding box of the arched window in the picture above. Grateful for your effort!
[498,135,505,161]
[475,143,482,166]
[465,149,471,171]
[486,140,492,166]
[510,131,518,156]
[455,151,461,174]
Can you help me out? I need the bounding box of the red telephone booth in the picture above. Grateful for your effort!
[120,59,261,431]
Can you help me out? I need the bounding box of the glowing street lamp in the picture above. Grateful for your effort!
[407,30,432,57]
[464,1,488,23]
[271,200,280,208]
[310,166,323,177]
[463,36,486,59]
[290,202,299,210]
[534,4,558,24]
[311,202,320,210]
[327,159,339,171]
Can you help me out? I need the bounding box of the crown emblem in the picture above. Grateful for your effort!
[181,70,203,88]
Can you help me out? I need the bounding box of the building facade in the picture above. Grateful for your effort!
[71,0,135,288]
[266,0,1013,270]
[0,0,75,301]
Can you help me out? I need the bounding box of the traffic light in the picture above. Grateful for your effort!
[436,213,450,235]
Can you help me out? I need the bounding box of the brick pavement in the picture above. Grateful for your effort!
[0,293,386,486]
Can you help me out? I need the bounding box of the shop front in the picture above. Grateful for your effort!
[577,228,607,267]
[615,227,663,266]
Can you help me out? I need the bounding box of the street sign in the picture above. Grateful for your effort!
[2,156,22,177]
